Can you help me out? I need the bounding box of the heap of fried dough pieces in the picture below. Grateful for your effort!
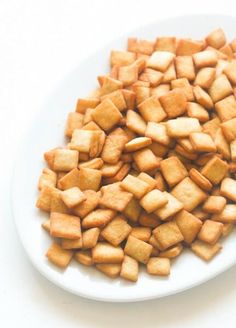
[37,28,236,282]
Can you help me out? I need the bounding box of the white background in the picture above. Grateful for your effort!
[1,0,236,327]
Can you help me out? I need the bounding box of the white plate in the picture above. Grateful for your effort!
[12,14,236,302]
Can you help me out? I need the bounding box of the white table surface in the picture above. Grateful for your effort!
[1,0,236,327]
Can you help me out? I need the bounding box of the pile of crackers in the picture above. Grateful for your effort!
[37,28,236,282]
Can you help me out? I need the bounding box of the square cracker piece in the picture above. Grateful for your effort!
[147,51,175,72]
[101,215,132,246]
[221,118,236,142]
[147,257,170,276]
[212,204,236,223]
[208,74,233,103]
[201,156,228,185]
[92,98,122,131]
[133,148,160,172]
[99,182,133,211]
[82,209,116,229]
[191,240,222,261]
[140,189,168,213]
[171,177,207,212]
[124,235,153,264]
[160,156,188,187]
[53,149,79,172]
[120,174,150,199]
[166,117,202,138]
[92,242,124,264]
[120,255,139,282]
[138,96,167,123]
[189,132,216,153]
[159,89,187,118]
[50,212,81,239]
[175,210,202,244]
[215,95,236,122]
[154,192,183,220]
[198,220,223,245]
[202,195,226,214]
[72,190,100,218]
[46,241,73,268]
[78,168,102,191]
[60,187,86,208]
[220,177,236,202]
[153,221,184,251]
[101,128,127,164]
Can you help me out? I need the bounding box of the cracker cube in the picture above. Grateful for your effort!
[145,122,170,146]
[101,128,127,164]
[53,149,79,172]
[205,28,226,49]
[139,212,160,228]
[133,148,160,172]
[147,257,170,276]
[101,161,123,177]
[125,137,152,152]
[215,95,236,122]
[57,168,80,190]
[72,190,100,218]
[154,192,184,220]
[78,168,102,191]
[175,56,195,81]
[99,182,133,211]
[176,38,204,55]
[110,50,136,67]
[166,117,202,138]
[147,51,175,72]
[155,37,176,53]
[76,97,100,114]
[171,77,194,101]
[118,64,138,86]
[101,216,132,246]
[121,174,150,199]
[92,98,122,131]
[50,212,81,239]
[123,197,142,222]
[82,227,100,249]
[38,168,57,190]
[224,60,236,85]
[230,140,236,161]
[137,172,157,192]
[126,110,147,136]
[201,156,228,184]
[124,235,153,264]
[153,221,184,250]
[202,196,226,213]
[82,209,116,229]
[140,189,168,213]
[193,50,217,68]
[50,189,70,214]
[61,237,83,250]
[208,74,233,103]
[65,112,84,138]
[96,263,121,278]
[69,129,96,153]
[171,177,207,211]
[159,244,183,258]
[60,187,86,208]
[138,96,167,123]
[187,102,209,123]
[74,250,93,266]
[175,210,202,244]
[194,67,216,89]
[36,186,55,212]
[221,118,236,142]
[160,156,188,187]
[92,242,124,264]
[220,177,236,202]
[99,76,123,96]
[193,85,213,109]
[46,241,73,268]
[212,204,236,223]
[191,240,222,261]
[159,89,187,118]
[189,132,216,153]
[130,227,151,242]
[120,255,139,282]
[198,220,223,245]
[189,168,213,191]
